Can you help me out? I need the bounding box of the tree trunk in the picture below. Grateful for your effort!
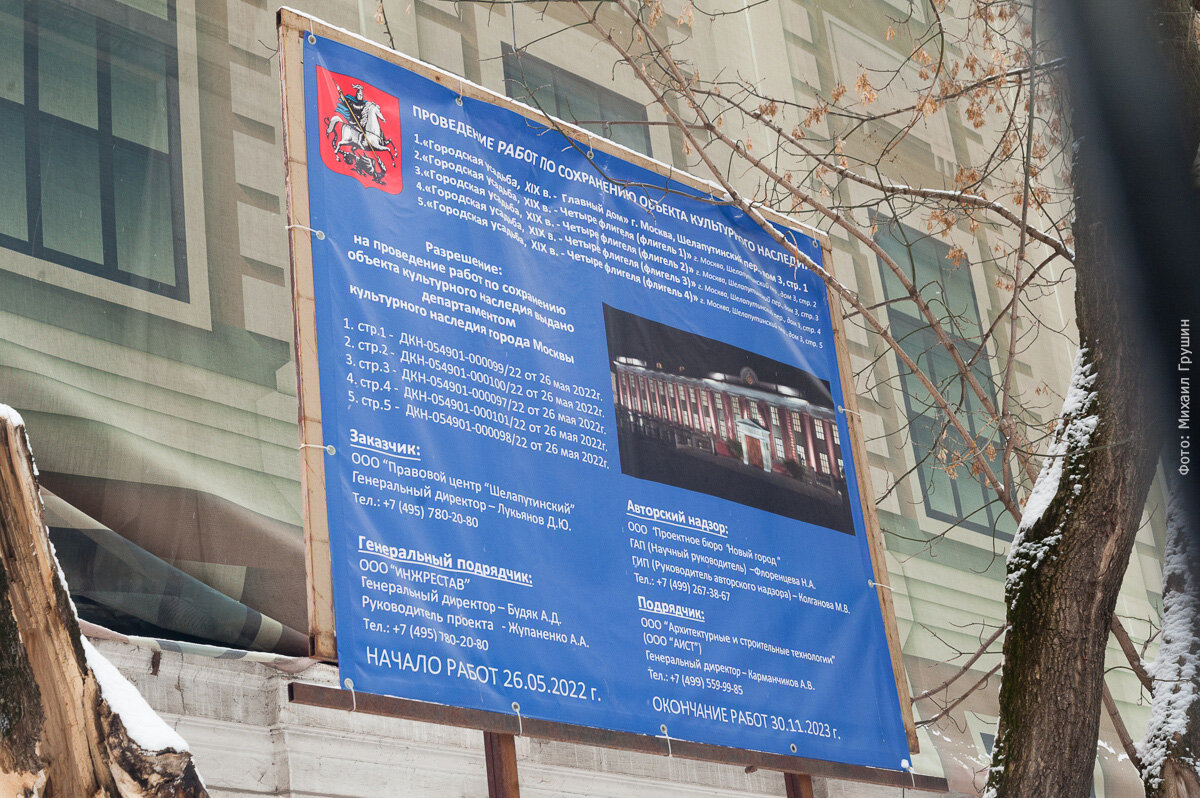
[1143,3,1200,794]
[0,407,207,797]
[1142,483,1200,798]
[984,139,1167,795]
[1151,0,1200,154]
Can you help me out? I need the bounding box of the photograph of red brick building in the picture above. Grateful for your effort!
[604,306,854,534]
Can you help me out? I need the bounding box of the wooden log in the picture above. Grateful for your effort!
[0,407,207,796]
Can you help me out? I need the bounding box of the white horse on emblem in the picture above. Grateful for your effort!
[324,100,398,180]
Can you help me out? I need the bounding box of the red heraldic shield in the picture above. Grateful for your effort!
[316,66,403,194]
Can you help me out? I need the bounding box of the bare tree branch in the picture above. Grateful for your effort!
[912,623,1009,703]
[915,662,1002,728]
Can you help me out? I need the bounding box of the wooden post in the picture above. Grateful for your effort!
[784,772,816,798]
[484,731,521,798]
[277,9,337,662]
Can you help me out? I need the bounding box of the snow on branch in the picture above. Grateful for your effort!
[1138,483,1200,790]
[1004,347,1098,604]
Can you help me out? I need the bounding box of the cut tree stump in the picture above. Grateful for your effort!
[0,407,207,797]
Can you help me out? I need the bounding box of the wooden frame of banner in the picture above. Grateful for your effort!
[279,6,935,792]
[287,682,945,791]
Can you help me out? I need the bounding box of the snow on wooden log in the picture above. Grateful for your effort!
[0,405,207,797]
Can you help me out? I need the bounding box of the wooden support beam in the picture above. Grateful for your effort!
[824,242,919,755]
[289,682,949,791]
[784,772,816,798]
[484,731,520,798]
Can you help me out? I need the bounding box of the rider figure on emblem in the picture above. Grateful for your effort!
[338,84,368,128]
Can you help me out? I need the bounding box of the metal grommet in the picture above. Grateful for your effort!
[308,33,316,44]
[790,743,797,753]
[325,444,336,455]
[315,230,325,240]
[455,96,463,106]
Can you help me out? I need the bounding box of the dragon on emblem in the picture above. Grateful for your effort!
[324,84,398,184]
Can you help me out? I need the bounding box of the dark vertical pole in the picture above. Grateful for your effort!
[484,732,520,798]
[784,772,815,798]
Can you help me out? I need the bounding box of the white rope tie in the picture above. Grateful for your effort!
[287,223,325,240]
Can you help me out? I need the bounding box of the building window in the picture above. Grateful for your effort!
[501,45,651,156]
[814,421,826,441]
[832,424,840,445]
[818,452,830,475]
[875,217,1013,536]
[0,0,187,299]
[795,444,807,467]
[769,407,784,458]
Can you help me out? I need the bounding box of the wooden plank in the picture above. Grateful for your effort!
[822,242,919,754]
[277,14,336,661]
[288,683,948,791]
[484,732,521,798]
[783,773,815,798]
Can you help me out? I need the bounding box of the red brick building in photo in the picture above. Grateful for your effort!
[611,357,846,493]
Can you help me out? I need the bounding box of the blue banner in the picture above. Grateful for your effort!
[302,34,909,771]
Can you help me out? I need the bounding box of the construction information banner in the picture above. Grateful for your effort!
[301,33,909,771]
